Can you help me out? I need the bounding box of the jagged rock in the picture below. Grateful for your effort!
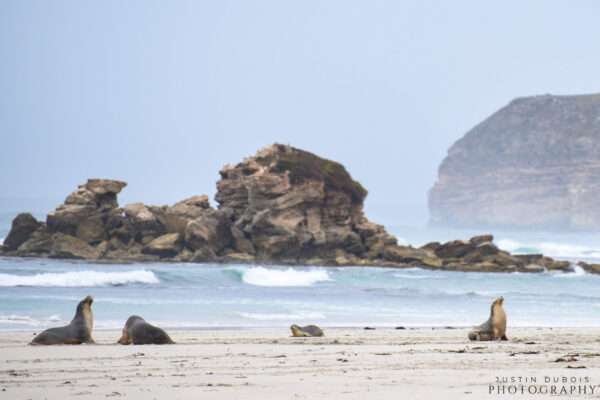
[47,179,126,241]
[3,213,42,251]
[545,260,571,272]
[75,214,106,243]
[123,203,165,241]
[184,210,232,254]
[420,241,441,252]
[0,147,574,273]
[514,254,571,272]
[15,228,54,255]
[462,242,500,262]
[49,233,100,260]
[521,264,545,273]
[190,247,217,262]
[434,240,474,259]
[163,195,211,234]
[469,234,494,246]
[215,144,390,262]
[430,93,600,230]
[220,252,256,264]
[142,233,182,257]
[383,246,442,268]
[85,179,127,196]
[578,261,600,274]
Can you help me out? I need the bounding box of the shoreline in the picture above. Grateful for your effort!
[5,325,600,334]
[2,327,600,399]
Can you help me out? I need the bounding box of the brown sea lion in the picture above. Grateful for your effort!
[117,315,175,345]
[468,297,507,341]
[290,324,324,337]
[30,295,95,345]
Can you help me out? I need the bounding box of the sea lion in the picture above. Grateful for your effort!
[468,297,508,341]
[31,295,95,345]
[117,315,175,345]
[290,324,324,337]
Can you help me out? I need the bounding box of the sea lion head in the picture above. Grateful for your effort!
[75,295,94,317]
[490,297,505,317]
[77,295,93,310]
[117,327,131,345]
[118,315,144,345]
[290,324,303,336]
[72,295,94,342]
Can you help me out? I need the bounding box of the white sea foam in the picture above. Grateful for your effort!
[241,267,331,287]
[238,311,326,320]
[552,264,586,278]
[497,238,600,259]
[0,314,64,326]
[0,270,159,287]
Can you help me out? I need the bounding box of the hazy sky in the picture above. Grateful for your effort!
[1,0,599,226]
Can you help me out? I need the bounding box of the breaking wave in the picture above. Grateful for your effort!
[238,267,331,287]
[552,265,586,278]
[0,314,63,326]
[0,270,159,287]
[497,239,600,259]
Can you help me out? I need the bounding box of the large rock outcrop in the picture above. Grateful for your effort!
[0,144,583,273]
[215,144,398,265]
[429,93,600,230]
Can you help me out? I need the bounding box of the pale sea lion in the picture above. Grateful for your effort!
[31,295,95,345]
[468,297,508,341]
[290,324,324,337]
[117,315,175,345]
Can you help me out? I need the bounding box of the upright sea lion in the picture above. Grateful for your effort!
[468,297,507,341]
[31,295,95,345]
[117,315,175,345]
[290,324,324,337]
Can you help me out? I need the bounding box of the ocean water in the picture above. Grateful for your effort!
[3,217,600,331]
[1,256,600,331]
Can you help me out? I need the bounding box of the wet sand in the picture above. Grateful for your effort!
[1,327,600,399]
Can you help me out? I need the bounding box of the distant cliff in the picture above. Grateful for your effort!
[429,93,600,231]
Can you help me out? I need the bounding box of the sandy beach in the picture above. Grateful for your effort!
[1,327,600,399]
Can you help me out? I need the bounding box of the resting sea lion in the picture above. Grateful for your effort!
[290,324,324,337]
[468,297,507,341]
[31,295,95,345]
[117,315,175,345]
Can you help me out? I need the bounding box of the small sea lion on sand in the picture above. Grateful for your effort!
[31,295,95,345]
[468,297,507,341]
[117,315,175,345]
[290,324,324,337]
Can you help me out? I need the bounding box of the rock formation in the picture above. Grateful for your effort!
[429,93,600,230]
[0,144,583,273]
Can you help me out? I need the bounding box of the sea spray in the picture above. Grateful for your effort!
[0,269,159,287]
[497,238,600,259]
[239,266,331,287]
